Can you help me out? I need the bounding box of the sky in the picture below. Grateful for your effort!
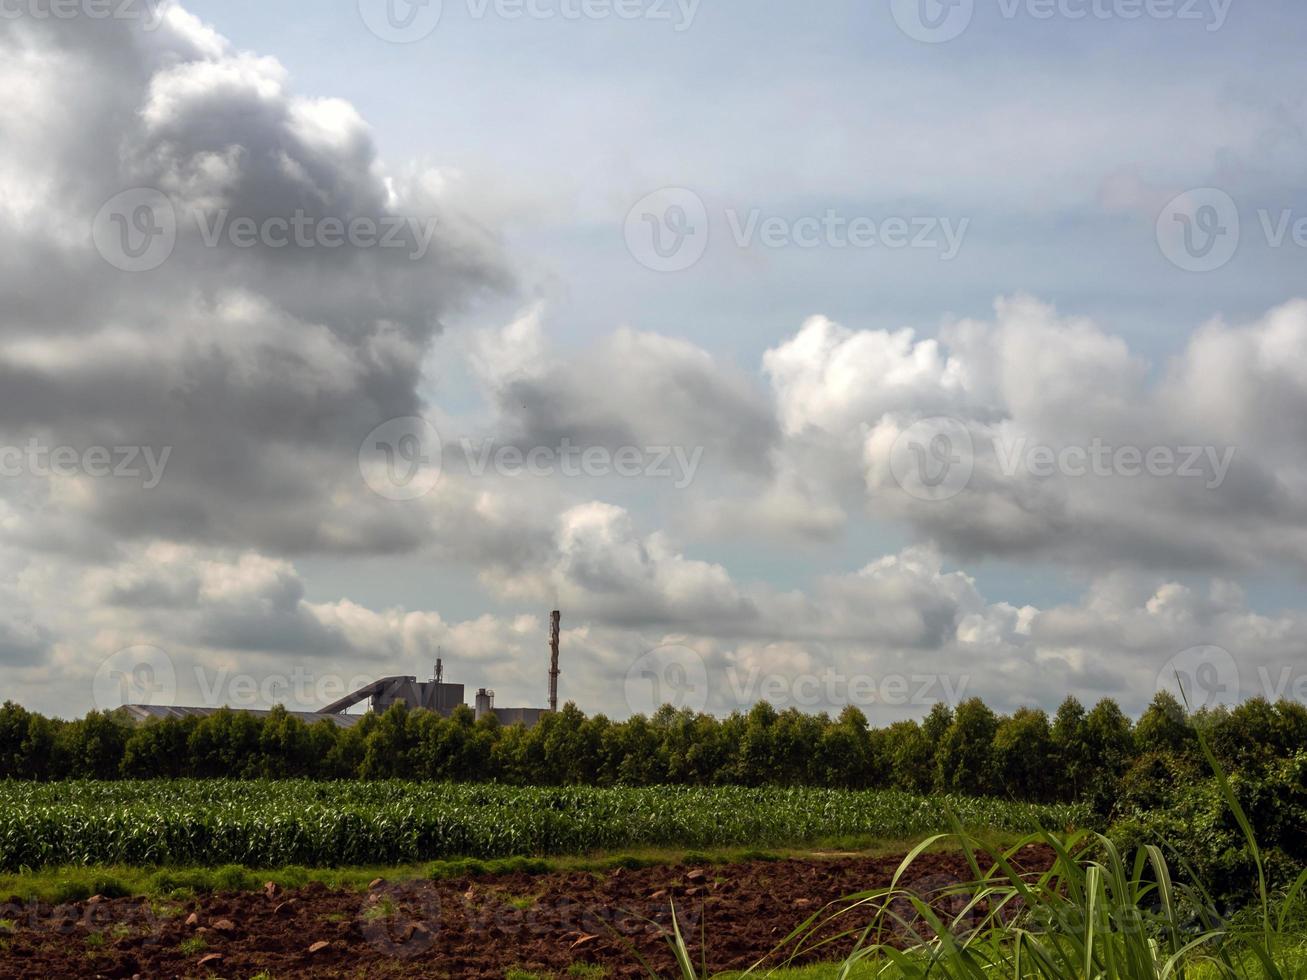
[1,0,1305,724]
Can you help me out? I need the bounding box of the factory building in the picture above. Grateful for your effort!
[121,611,563,729]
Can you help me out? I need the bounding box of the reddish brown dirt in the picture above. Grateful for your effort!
[0,845,1054,979]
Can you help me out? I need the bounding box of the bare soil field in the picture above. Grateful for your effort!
[0,845,1054,979]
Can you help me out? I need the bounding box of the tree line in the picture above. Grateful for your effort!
[1,692,1304,816]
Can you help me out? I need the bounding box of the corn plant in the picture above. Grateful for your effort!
[0,782,1087,871]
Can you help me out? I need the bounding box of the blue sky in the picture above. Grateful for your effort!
[180,0,1306,611]
[185,0,1305,360]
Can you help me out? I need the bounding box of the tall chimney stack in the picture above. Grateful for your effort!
[548,610,561,712]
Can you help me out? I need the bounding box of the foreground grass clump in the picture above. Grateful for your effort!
[766,828,1307,980]
[659,710,1307,980]
[0,781,1086,871]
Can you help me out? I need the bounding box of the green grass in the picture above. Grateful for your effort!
[0,781,1088,871]
[177,935,207,956]
[362,896,397,921]
[0,836,1020,903]
[567,966,611,978]
[720,959,1307,980]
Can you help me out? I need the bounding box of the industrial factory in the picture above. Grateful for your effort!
[120,612,564,729]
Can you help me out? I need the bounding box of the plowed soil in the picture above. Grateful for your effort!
[0,845,1053,978]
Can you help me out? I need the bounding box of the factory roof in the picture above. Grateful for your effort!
[118,704,362,728]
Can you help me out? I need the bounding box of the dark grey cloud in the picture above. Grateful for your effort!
[473,325,779,479]
[0,618,52,668]
[0,7,512,558]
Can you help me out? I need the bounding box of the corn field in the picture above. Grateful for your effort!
[0,781,1088,871]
